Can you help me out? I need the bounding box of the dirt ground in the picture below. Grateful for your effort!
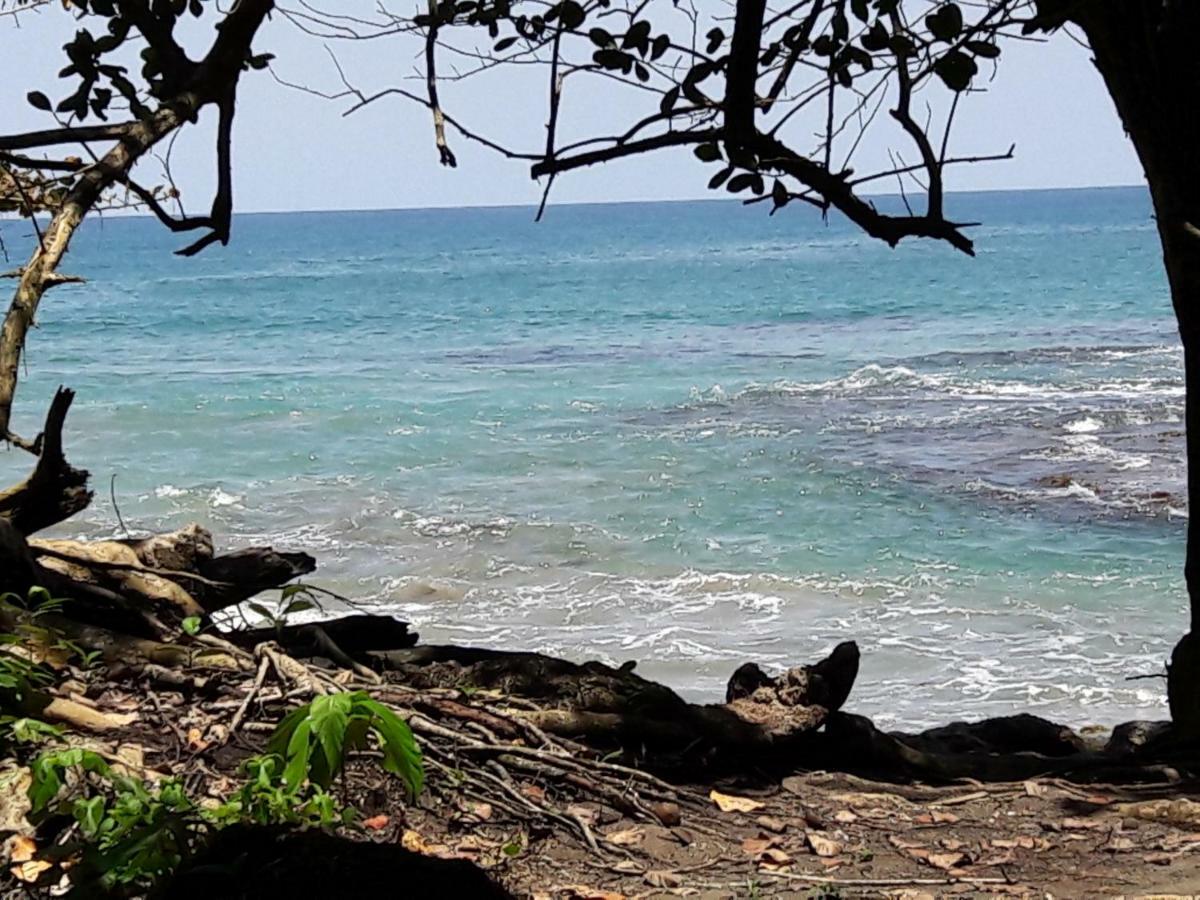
[7,648,1200,900]
[393,768,1200,899]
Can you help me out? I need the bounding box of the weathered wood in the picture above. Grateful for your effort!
[229,614,417,656]
[0,387,90,535]
[195,547,316,610]
[0,602,249,671]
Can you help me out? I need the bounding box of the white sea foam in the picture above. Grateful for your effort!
[208,488,243,508]
[1063,417,1103,434]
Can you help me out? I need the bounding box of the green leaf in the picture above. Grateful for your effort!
[358,697,423,798]
[693,142,722,162]
[181,616,202,636]
[925,3,963,42]
[308,694,351,787]
[26,91,52,112]
[282,598,316,617]
[74,795,107,838]
[934,49,977,91]
[246,602,275,621]
[283,719,313,790]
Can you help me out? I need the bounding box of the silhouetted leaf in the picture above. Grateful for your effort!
[622,20,651,54]
[588,26,612,46]
[706,27,724,54]
[727,173,756,193]
[771,179,789,209]
[708,166,732,189]
[966,39,1001,58]
[694,142,722,162]
[557,0,585,30]
[593,48,629,70]
[26,91,51,112]
[934,48,977,91]
[831,11,848,43]
[860,20,888,51]
[651,33,670,60]
[494,35,518,51]
[850,0,869,22]
[925,3,963,42]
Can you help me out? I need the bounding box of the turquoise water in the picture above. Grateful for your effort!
[0,186,1184,726]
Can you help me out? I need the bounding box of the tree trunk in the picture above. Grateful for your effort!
[1064,2,1200,730]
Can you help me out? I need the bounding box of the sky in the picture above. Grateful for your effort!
[0,4,1144,214]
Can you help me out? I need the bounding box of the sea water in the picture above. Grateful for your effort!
[0,186,1182,728]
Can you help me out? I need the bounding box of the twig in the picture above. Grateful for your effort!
[230,655,272,734]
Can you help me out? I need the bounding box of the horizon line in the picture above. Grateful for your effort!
[230,181,1148,217]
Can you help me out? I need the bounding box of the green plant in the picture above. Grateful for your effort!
[268,690,423,798]
[207,754,350,828]
[18,690,422,894]
[28,748,199,894]
[246,582,322,632]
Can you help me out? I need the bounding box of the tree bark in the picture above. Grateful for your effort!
[1063,2,1200,730]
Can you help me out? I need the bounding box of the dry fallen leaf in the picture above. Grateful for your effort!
[401,830,431,853]
[604,827,645,847]
[806,831,842,858]
[709,790,764,813]
[741,837,775,855]
[932,810,960,824]
[759,847,793,867]
[756,815,788,833]
[833,810,858,824]
[1143,851,1175,865]
[644,870,683,888]
[362,814,389,831]
[9,836,37,863]
[924,850,969,871]
[185,727,209,752]
[10,859,52,884]
[1023,780,1048,797]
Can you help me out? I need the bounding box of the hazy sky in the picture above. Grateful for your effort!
[1,5,1143,213]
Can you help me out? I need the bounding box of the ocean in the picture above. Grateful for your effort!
[0,185,1184,728]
